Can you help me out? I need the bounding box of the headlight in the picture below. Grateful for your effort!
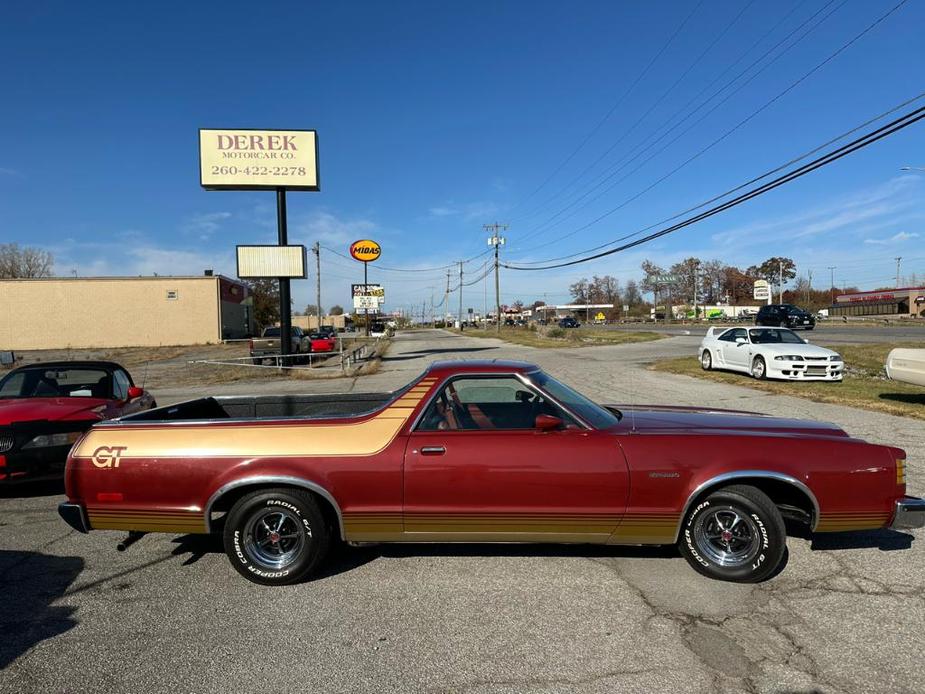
[22,431,84,449]
[773,355,804,361]
[829,354,842,361]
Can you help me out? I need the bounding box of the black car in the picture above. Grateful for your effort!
[558,316,581,329]
[755,304,816,330]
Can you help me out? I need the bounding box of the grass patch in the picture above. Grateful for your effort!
[456,327,663,349]
[652,342,925,420]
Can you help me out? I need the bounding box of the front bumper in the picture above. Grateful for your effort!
[58,502,90,533]
[0,446,71,483]
[891,496,925,529]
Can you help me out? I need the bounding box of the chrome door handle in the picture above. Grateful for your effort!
[420,446,446,456]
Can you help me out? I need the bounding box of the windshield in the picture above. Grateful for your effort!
[529,370,620,429]
[749,328,804,344]
[262,327,299,337]
[0,367,111,399]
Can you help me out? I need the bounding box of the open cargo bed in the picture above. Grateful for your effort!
[120,392,396,423]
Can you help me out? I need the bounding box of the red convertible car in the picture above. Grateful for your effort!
[58,360,922,585]
[0,361,156,483]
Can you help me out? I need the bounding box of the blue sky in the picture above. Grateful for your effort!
[2,1,924,314]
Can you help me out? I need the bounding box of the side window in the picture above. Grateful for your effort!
[718,329,746,343]
[113,370,130,401]
[417,376,577,431]
[0,372,25,397]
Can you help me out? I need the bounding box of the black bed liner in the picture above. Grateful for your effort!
[121,392,395,422]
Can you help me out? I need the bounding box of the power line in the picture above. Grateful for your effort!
[512,0,871,253]
[507,1,705,214]
[512,0,759,226]
[510,90,925,267]
[503,101,925,271]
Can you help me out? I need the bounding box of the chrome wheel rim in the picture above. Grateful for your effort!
[702,351,711,369]
[752,358,765,378]
[692,506,761,567]
[243,509,306,570]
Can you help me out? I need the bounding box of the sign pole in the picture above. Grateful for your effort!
[276,188,291,357]
[364,261,369,337]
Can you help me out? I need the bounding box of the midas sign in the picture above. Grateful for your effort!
[349,239,381,262]
[199,128,319,191]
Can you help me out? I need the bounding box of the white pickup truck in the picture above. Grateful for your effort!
[886,348,925,387]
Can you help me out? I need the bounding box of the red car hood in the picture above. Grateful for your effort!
[0,398,108,425]
[608,404,849,438]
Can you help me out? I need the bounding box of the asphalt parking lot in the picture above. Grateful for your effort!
[2,329,923,694]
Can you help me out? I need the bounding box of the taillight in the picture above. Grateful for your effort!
[897,459,907,487]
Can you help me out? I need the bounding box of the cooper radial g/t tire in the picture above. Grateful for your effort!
[222,487,330,586]
[678,484,786,583]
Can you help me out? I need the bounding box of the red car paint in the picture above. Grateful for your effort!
[61,360,908,540]
[309,335,337,353]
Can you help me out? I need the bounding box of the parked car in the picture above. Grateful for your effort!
[249,326,310,364]
[58,360,922,586]
[369,321,388,338]
[755,304,816,330]
[0,361,156,483]
[700,327,843,381]
[558,316,580,328]
[886,348,925,387]
[308,332,337,354]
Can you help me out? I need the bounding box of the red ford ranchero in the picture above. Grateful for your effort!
[58,360,923,585]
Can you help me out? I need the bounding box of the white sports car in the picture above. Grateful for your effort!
[699,326,843,381]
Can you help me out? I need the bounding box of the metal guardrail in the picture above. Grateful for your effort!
[189,335,385,373]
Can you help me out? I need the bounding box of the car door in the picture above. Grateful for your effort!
[403,375,629,542]
[112,369,145,416]
[720,328,750,369]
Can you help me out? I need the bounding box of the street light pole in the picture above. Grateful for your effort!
[484,223,508,334]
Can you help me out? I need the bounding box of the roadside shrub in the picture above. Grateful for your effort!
[546,327,566,338]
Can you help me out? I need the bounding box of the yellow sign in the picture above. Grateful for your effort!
[595,312,606,321]
[350,239,381,263]
[199,129,319,190]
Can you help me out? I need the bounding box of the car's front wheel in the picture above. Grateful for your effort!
[222,487,330,586]
[678,484,786,582]
[751,355,767,380]
[701,350,713,370]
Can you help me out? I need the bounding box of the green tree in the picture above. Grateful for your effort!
[329,304,344,315]
[246,279,280,330]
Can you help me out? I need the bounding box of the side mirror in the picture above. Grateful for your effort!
[127,386,144,400]
[535,414,563,431]
[735,336,747,344]
[803,338,810,344]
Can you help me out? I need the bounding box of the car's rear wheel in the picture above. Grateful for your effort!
[751,355,767,380]
[222,488,330,586]
[678,485,786,582]
[701,350,713,370]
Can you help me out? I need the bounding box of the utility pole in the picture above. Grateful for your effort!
[896,256,903,288]
[484,223,508,334]
[693,263,699,320]
[277,189,291,358]
[458,260,464,331]
[828,266,837,304]
[444,269,451,327]
[807,270,813,303]
[312,241,321,330]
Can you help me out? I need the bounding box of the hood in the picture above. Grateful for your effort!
[606,404,848,438]
[0,398,107,426]
[753,342,837,358]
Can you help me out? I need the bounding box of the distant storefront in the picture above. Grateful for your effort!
[0,274,254,350]
[830,287,925,318]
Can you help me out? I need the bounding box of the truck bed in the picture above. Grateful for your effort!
[121,392,395,423]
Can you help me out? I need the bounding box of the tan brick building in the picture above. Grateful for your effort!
[0,275,253,350]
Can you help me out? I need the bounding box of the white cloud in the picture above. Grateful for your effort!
[427,200,500,222]
[182,211,232,240]
[864,231,920,245]
[0,167,23,177]
[292,211,377,246]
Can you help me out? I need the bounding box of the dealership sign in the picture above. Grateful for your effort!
[753,280,770,301]
[349,239,381,263]
[199,129,319,190]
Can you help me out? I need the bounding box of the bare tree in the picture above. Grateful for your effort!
[0,244,54,278]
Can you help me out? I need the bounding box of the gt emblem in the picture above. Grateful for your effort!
[91,445,128,468]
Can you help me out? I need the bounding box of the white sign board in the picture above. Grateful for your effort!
[753,280,770,301]
[199,129,319,191]
[353,295,380,310]
[236,245,307,279]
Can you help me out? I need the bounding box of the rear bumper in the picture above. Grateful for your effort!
[891,496,925,529]
[58,502,90,533]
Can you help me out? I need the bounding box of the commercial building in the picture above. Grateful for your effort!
[292,314,348,332]
[830,287,925,318]
[0,274,253,350]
